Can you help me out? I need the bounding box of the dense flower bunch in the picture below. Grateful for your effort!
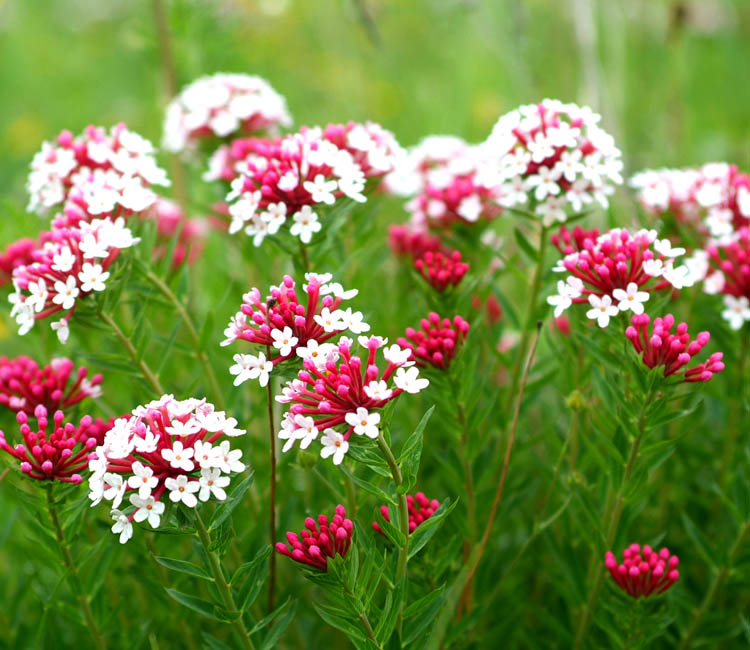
[224,130,367,245]
[147,199,208,268]
[223,273,368,386]
[605,543,680,599]
[483,99,623,225]
[547,228,694,327]
[276,336,429,464]
[320,122,403,180]
[0,238,38,287]
[414,250,469,292]
[703,227,750,329]
[9,218,140,342]
[275,504,353,571]
[373,492,440,535]
[397,313,470,370]
[0,405,109,484]
[163,73,292,153]
[550,224,600,255]
[625,314,724,382]
[0,357,102,414]
[387,224,445,260]
[630,163,750,238]
[88,395,246,543]
[27,124,169,219]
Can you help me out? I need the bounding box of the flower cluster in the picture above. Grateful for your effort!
[630,163,750,238]
[276,336,429,464]
[0,357,102,414]
[550,224,600,256]
[0,405,109,484]
[224,130,368,245]
[547,228,694,327]
[703,227,750,329]
[9,218,140,342]
[625,314,724,382]
[163,73,292,153]
[0,238,38,287]
[373,492,440,535]
[605,543,680,599]
[27,124,169,219]
[320,122,403,180]
[397,313,470,370]
[87,395,246,543]
[387,224,445,260]
[223,273,368,386]
[415,250,469,292]
[483,99,623,225]
[275,504,353,571]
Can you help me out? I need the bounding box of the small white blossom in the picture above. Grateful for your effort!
[320,428,349,465]
[165,475,200,508]
[585,294,619,328]
[345,407,381,439]
[612,282,649,315]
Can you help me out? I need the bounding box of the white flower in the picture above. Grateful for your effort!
[643,259,665,277]
[585,294,619,328]
[364,380,393,401]
[393,367,429,394]
[553,149,583,182]
[271,326,299,357]
[303,174,338,205]
[703,270,725,295]
[215,440,245,474]
[457,195,483,223]
[26,279,48,313]
[111,509,134,544]
[199,468,230,502]
[293,414,319,450]
[547,278,583,317]
[166,475,200,508]
[193,440,216,469]
[320,282,357,300]
[527,166,561,201]
[133,430,160,454]
[290,205,321,244]
[52,246,76,272]
[165,417,202,438]
[705,208,734,238]
[262,202,287,234]
[345,407,381,439]
[537,196,567,227]
[721,295,750,330]
[383,344,412,366]
[527,133,555,163]
[662,262,694,290]
[127,461,158,499]
[51,319,70,344]
[161,440,195,472]
[130,494,164,528]
[314,307,346,333]
[653,238,686,258]
[296,339,339,368]
[320,428,349,465]
[612,282,649,315]
[52,276,79,310]
[340,308,370,334]
[229,352,273,387]
[102,472,126,508]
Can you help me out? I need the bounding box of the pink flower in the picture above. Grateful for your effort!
[275,504,353,571]
[373,492,440,535]
[0,356,102,415]
[0,405,110,484]
[415,250,469,292]
[0,238,38,287]
[550,224,600,256]
[388,224,445,260]
[625,314,724,382]
[605,543,679,599]
[397,313,470,370]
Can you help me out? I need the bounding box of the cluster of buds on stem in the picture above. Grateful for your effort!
[605,543,680,598]
[0,238,38,287]
[625,314,724,382]
[397,313,470,370]
[415,250,469,292]
[275,504,353,571]
[373,492,440,535]
[550,224,600,255]
[388,224,445,260]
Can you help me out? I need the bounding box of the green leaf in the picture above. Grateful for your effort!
[199,312,215,352]
[341,466,396,506]
[403,585,447,645]
[374,506,407,548]
[237,546,272,612]
[312,602,367,643]
[681,512,718,569]
[514,226,539,263]
[202,632,233,650]
[165,588,220,620]
[209,471,254,531]
[155,556,213,581]
[374,579,403,644]
[408,499,458,559]
[259,599,297,650]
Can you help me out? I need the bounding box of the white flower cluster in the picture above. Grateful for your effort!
[481,99,624,225]
[88,394,246,544]
[163,73,292,152]
[27,126,169,217]
[630,163,750,239]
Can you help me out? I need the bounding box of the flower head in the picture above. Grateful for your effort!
[87,395,246,543]
[0,238,38,287]
[415,250,469,292]
[373,492,440,535]
[605,543,679,599]
[0,356,102,414]
[625,314,724,382]
[163,73,292,153]
[321,122,404,180]
[0,405,109,483]
[275,504,353,571]
[397,313,470,370]
[703,227,750,329]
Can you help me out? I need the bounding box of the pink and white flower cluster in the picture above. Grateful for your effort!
[87,394,246,543]
[630,163,750,239]
[223,273,368,387]
[163,73,292,153]
[482,99,623,225]
[0,356,102,415]
[276,336,429,465]
[605,543,680,599]
[27,124,169,219]
[224,129,368,245]
[625,314,724,382]
[547,228,694,327]
[9,217,140,342]
[702,227,750,330]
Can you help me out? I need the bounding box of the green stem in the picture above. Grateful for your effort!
[46,486,107,650]
[298,242,311,272]
[573,392,652,649]
[146,271,226,410]
[677,522,749,650]
[194,512,257,650]
[265,365,277,614]
[377,434,409,585]
[100,311,165,394]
